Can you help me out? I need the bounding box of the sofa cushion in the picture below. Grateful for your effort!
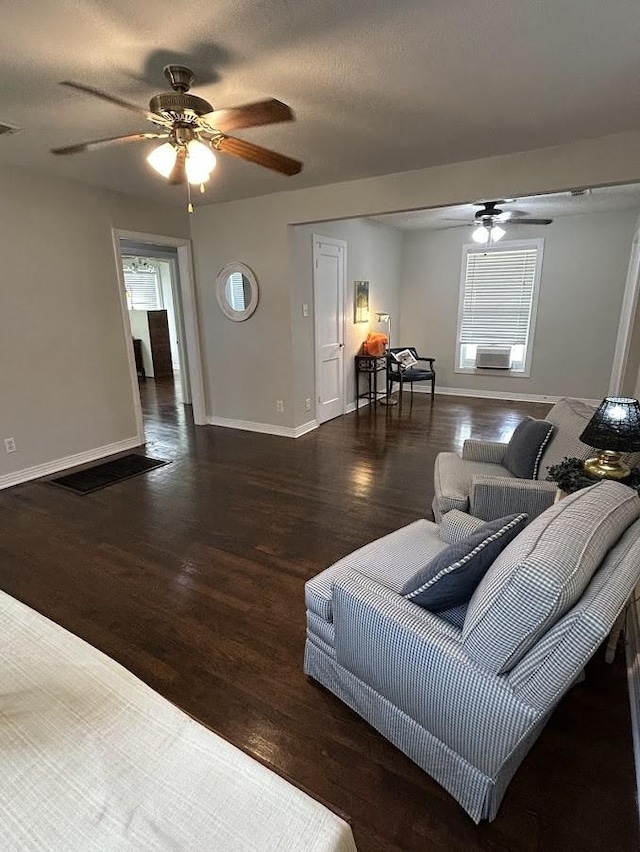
[305,519,447,622]
[539,398,596,475]
[503,417,554,479]
[434,452,516,515]
[462,480,640,674]
[401,513,528,612]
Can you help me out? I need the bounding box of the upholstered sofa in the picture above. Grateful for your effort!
[433,397,608,523]
[304,480,640,822]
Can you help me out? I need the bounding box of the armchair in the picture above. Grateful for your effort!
[305,481,640,822]
[433,397,609,522]
[387,347,435,400]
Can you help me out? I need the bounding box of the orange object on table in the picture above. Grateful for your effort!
[362,332,388,356]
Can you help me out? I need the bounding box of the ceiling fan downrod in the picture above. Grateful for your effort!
[164,65,196,93]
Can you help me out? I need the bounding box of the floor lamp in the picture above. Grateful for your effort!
[375,312,397,406]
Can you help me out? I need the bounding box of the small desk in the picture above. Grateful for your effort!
[355,354,387,410]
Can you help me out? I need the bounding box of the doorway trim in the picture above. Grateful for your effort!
[609,222,640,395]
[313,234,347,424]
[111,229,207,437]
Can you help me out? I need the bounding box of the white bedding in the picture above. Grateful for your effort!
[0,591,357,852]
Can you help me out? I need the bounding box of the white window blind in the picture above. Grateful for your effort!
[460,247,538,347]
[123,268,162,310]
[227,272,246,311]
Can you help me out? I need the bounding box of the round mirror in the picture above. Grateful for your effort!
[216,262,259,321]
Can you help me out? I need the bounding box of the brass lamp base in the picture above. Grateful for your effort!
[583,450,630,480]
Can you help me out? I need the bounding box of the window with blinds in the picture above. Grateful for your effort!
[123,264,162,311]
[456,240,543,374]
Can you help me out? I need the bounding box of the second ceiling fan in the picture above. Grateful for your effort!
[446,201,553,244]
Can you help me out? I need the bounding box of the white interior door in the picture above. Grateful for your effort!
[313,236,346,424]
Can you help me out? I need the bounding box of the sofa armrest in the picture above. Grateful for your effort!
[332,572,538,775]
[462,440,508,464]
[470,476,557,522]
[439,509,487,544]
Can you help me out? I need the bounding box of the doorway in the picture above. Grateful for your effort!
[313,235,347,424]
[112,229,206,447]
[121,244,190,404]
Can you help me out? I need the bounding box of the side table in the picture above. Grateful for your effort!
[355,354,387,410]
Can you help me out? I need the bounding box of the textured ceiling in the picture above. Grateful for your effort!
[2,0,640,206]
[369,184,640,230]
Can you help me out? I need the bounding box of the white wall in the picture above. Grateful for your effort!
[157,260,181,370]
[0,166,189,484]
[190,129,640,429]
[398,209,638,399]
[289,219,403,417]
[128,310,155,377]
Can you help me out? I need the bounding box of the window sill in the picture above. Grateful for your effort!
[455,366,531,378]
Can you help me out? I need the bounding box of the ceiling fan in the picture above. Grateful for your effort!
[449,201,553,244]
[51,65,302,209]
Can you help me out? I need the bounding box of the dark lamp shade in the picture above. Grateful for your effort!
[579,397,640,453]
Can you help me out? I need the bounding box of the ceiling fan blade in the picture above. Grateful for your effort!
[215,135,302,176]
[497,209,529,220]
[59,81,170,127]
[51,132,168,156]
[508,218,553,225]
[201,99,294,134]
[168,146,186,185]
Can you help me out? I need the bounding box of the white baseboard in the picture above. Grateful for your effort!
[625,591,640,821]
[0,436,143,491]
[207,415,318,439]
[411,385,599,406]
[294,419,319,437]
[345,398,371,414]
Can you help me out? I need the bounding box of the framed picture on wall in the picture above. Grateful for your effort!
[354,280,370,323]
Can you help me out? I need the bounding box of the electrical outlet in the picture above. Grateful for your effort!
[305,398,311,412]
[4,437,16,453]
[276,400,284,413]
[302,303,309,317]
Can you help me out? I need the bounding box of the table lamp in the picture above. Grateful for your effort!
[579,397,640,480]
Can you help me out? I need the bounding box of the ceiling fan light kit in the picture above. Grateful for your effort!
[52,65,302,212]
[472,223,505,244]
[146,138,217,185]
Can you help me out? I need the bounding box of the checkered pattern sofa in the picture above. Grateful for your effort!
[432,397,640,523]
[304,480,640,822]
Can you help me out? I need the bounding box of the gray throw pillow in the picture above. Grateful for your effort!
[502,417,554,479]
[401,513,528,612]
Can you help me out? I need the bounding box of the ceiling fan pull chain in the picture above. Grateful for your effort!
[187,180,194,214]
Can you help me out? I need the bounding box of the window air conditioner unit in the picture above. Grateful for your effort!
[475,347,512,370]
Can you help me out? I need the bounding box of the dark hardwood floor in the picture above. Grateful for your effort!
[1,380,637,851]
